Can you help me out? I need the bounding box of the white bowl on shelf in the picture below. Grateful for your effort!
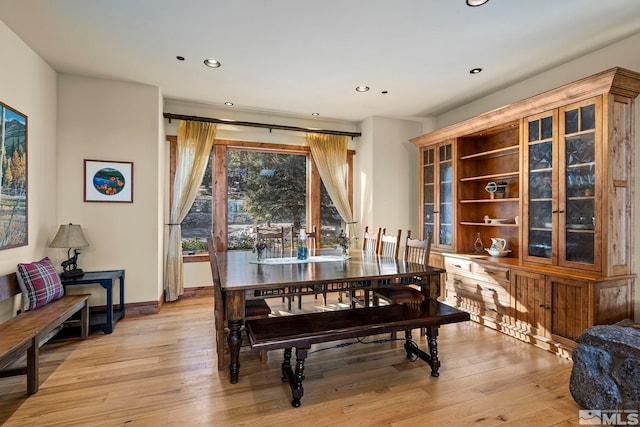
[489,218,508,224]
[485,248,511,257]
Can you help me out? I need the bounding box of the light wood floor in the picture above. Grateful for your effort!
[0,294,584,426]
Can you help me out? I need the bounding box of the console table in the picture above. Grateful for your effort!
[62,270,125,334]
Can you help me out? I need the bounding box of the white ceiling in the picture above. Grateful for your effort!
[1,0,640,123]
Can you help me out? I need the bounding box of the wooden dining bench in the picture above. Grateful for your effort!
[0,272,90,394]
[245,299,470,407]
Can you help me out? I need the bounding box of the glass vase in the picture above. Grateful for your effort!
[473,232,485,254]
[342,246,349,258]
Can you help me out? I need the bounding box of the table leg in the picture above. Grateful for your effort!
[102,280,114,334]
[422,272,441,300]
[227,319,243,384]
[225,290,245,383]
[119,273,125,319]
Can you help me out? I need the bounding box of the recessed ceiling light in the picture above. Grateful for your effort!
[466,0,489,6]
[311,112,320,116]
[176,56,185,61]
[204,59,221,68]
[224,102,234,106]
[355,86,370,92]
[469,68,483,74]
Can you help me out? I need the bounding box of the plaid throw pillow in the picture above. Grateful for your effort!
[16,257,65,311]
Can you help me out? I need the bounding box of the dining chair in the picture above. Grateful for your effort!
[373,230,431,306]
[207,237,271,371]
[256,226,285,258]
[345,226,382,307]
[362,225,381,254]
[378,228,401,259]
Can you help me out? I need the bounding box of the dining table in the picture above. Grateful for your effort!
[214,249,445,383]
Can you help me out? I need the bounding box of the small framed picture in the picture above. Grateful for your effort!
[84,159,133,203]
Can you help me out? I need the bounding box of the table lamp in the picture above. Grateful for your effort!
[49,223,89,279]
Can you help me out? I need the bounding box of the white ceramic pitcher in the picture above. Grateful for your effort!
[490,238,507,251]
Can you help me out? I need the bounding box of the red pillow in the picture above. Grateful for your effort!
[16,257,65,311]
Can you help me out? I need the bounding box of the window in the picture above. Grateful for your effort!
[227,149,307,250]
[169,137,354,257]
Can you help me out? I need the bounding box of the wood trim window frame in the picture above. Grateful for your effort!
[167,136,354,261]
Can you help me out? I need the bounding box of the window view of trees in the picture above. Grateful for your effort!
[179,144,346,253]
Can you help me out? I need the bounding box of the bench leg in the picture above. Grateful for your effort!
[291,347,308,407]
[404,326,441,377]
[426,326,441,377]
[280,346,309,407]
[281,348,292,382]
[26,338,39,395]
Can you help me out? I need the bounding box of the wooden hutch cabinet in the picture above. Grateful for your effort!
[413,67,640,357]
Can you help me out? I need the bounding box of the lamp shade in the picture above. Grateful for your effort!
[49,223,89,248]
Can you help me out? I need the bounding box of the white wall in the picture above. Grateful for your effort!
[56,75,164,305]
[0,21,58,322]
[431,32,640,318]
[355,116,424,244]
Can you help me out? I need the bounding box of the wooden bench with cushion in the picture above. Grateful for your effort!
[0,271,90,394]
[245,299,470,407]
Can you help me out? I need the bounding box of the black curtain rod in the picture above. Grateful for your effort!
[163,113,361,139]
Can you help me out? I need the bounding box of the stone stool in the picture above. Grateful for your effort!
[570,319,640,411]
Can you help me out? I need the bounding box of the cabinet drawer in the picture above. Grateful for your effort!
[444,256,472,274]
[470,262,510,284]
[446,273,510,307]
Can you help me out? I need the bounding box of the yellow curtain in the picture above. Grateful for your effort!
[306,133,356,239]
[165,120,216,301]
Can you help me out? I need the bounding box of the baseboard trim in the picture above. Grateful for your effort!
[182,286,214,298]
[95,287,213,318]
[126,300,161,317]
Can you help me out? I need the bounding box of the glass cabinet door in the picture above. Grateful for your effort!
[524,98,601,270]
[422,148,435,241]
[438,143,453,247]
[560,99,599,268]
[524,112,556,263]
[421,142,454,249]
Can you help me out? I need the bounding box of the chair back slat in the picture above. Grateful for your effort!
[404,230,432,265]
[379,228,401,259]
[362,226,381,254]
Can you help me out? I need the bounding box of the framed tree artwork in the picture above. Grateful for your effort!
[84,159,134,203]
[0,101,28,250]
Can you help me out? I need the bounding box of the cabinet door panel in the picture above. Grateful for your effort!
[421,143,454,250]
[558,97,602,271]
[438,144,454,247]
[523,111,557,265]
[511,269,548,337]
[548,276,589,343]
[422,148,435,241]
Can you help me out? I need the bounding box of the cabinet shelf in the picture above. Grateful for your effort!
[460,222,518,227]
[460,198,519,204]
[459,171,519,182]
[459,145,519,161]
